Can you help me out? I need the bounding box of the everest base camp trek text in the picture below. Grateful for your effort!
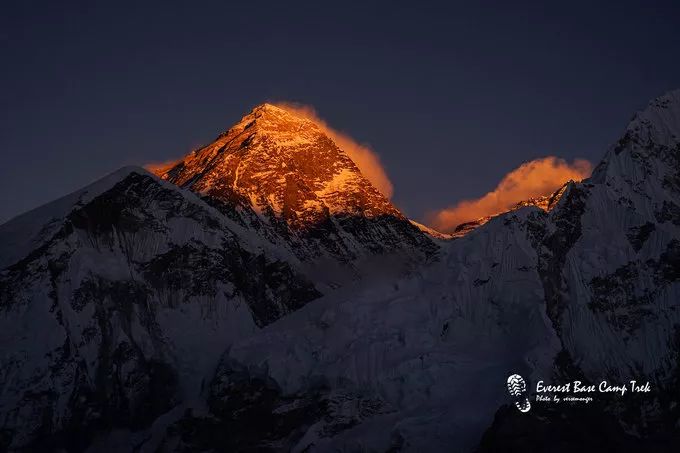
[534,380,652,405]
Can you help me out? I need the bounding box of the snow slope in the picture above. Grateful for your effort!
[222,210,561,451]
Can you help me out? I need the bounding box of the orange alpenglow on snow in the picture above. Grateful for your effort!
[273,102,394,198]
[147,103,402,230]
[430,156,592,233]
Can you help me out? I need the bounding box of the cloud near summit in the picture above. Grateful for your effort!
[275,102,394,198]
[430,156,593,233]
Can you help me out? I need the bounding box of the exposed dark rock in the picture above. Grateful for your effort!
[655,201,680,226]
[534,184,588,333]
[588,262,655,334]
[156,359,392,452]
[627,222,656,252]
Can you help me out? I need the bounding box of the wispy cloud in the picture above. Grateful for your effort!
[429,156,592,232]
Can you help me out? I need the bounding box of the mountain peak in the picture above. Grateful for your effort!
[246,102,311,123]
[150,104,434,263]
[247,102,321,123]
[214,102,320,146]
[153,104,403,231]
[626,89,680,147]
[252,102,292,114]
[591,89,680,190]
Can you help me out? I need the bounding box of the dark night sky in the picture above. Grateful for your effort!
[1,0,679,224]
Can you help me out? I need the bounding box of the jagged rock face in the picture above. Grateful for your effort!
[451,215,492,236]
[156,358,395,452]
[512,182,569,212]
[0,170,320,451]
[477,93,680,447]
[475,92,680,449]
[549,91,680,378]
[157,104,401,224]
[154,104,435,262]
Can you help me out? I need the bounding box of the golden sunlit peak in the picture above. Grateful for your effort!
[253,102,287,113]
[269,102,395,198]
[242,103,318,131]
[250,103,313,121]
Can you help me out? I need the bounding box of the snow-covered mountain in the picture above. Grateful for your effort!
[152,103,435,274]
[1,91,680,452]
